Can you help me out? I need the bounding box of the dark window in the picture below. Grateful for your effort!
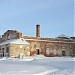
[2,48,4,50]
[2,48,4,57]
[6,47,9,53]
[8,34,9,36]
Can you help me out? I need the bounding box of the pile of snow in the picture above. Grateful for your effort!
[31,54,46,59]
[44,57,75,62]
[0,57,7,60]
[19,57,34,61]
[0,57,34,61]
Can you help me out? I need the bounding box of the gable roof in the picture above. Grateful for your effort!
[0,38,29,46]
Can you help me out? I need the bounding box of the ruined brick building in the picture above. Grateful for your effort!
[0,24,75,58]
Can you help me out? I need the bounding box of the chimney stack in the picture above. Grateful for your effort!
[36,24,40,37]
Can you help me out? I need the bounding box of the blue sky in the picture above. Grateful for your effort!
[0,0,74,38]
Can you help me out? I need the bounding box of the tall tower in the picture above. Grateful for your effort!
[36,24,40,37]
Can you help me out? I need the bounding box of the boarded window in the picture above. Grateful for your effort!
[46,48,50,55]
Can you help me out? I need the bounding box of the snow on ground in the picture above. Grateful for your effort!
[0,55,75,75]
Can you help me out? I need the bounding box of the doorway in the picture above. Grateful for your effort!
[36,49,40,55]
[62,51,65,56]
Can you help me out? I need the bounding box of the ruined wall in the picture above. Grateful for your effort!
[24,36,75,57]
[2,30,22,42]
[44,42,71,56]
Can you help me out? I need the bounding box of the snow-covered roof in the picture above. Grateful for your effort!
[0,38,29,46]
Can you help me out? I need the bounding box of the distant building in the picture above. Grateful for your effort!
[0,24,75,58]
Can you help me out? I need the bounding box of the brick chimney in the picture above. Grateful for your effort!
[36,24,40,37]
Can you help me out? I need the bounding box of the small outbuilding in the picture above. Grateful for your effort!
[0,38,30,58]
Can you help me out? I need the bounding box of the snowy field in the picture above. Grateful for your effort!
[0,55,75,75]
